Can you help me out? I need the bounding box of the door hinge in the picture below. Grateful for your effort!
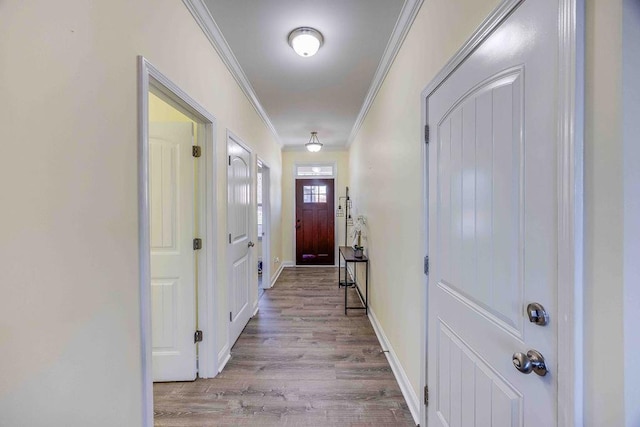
[193,238,202,250]
[424,255,429,276]
[229,311,233,322]
[424,385,429,406]
[425,124,430,144]
[228,155,231,166]
[228,233,232,244]
[194,330,203,343]
[192,145,201,158]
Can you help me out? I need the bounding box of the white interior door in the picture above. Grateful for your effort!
[150,122,197,382]
[227,135,253,347]
[428,0,558,425]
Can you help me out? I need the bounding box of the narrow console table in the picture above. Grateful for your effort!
[338,246,369,315]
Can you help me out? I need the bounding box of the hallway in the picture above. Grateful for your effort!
[153,267,414,426]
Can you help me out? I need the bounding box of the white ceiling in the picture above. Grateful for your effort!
[201,0,407,149]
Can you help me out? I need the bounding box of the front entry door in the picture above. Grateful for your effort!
[149,122,197,382]
[295,179,335,265]
[428,0,558,425]
[227,135,253,347]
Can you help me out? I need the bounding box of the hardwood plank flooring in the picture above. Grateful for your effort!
[154,267,415,426]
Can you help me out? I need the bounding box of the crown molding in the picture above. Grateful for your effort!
[346,0,424,147]
[182,0,282,146]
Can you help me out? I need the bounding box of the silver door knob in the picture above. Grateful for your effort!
[248,241,255,248]
[512,349,547,376]
[526,302,549,325]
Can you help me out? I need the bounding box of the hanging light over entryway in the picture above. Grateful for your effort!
[288,27,324,57]
[305,131,323,152]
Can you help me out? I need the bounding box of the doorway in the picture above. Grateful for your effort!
[295,178,335,265]
[257,159,271,295]
[138,57,218,425]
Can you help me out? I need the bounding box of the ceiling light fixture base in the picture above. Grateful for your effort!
[288,27,324,57]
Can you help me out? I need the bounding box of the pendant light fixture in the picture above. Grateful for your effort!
[288,27,324,57]
[305,131,323,152]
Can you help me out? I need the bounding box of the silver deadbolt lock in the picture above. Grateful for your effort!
[512,349,548,376]
[526,302,549,326]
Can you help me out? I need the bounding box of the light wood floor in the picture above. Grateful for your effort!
[154,267,415,426]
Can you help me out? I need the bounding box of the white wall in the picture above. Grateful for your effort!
[0,0,281,425]
[281,150,349,265]
[348,0,501,396]
[584,0,625,425]
[622,0,640,425]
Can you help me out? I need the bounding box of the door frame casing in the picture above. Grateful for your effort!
[257,158,272,289]
[419,1,584,426]
[138,56,219,427]
[292,161,339,266]
[225,130,257,344]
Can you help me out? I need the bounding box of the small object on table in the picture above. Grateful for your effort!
[353,246,363,258]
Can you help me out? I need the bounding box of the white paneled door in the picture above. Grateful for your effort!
[428,1,558,425]
[150,122,197,382]
[227,135,253,347]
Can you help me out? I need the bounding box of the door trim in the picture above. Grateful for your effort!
[292,161,339,266]
[138,56,219,427]
[257,158,272,289]
[419,1,584,426]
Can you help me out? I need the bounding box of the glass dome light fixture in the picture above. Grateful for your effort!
[288,27,324,57]
[305,131,323,152]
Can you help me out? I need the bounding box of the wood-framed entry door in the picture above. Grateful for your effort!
[426,0,561,425]
[295,178,335,265]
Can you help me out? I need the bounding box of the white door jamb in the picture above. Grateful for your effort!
[258,157,272,289]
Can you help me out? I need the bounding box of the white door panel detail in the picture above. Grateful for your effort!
[150,122,197,382]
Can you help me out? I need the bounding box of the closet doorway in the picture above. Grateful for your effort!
[257,159,271,293]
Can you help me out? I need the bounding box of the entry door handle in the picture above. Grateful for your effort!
[296,219,301,229]
[248,241,255,248]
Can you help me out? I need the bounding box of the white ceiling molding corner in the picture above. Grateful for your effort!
[346,0,424,148]
[181,0,283,146]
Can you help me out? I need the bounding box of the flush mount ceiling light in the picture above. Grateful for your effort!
[305,131,323,152]
[288,27,324,57]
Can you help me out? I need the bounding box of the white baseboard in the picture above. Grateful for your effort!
[217,343,231,373]
[269,263,285,288]
[252,301,259,317]
[368,308,420,424]
[282,260,295,267]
